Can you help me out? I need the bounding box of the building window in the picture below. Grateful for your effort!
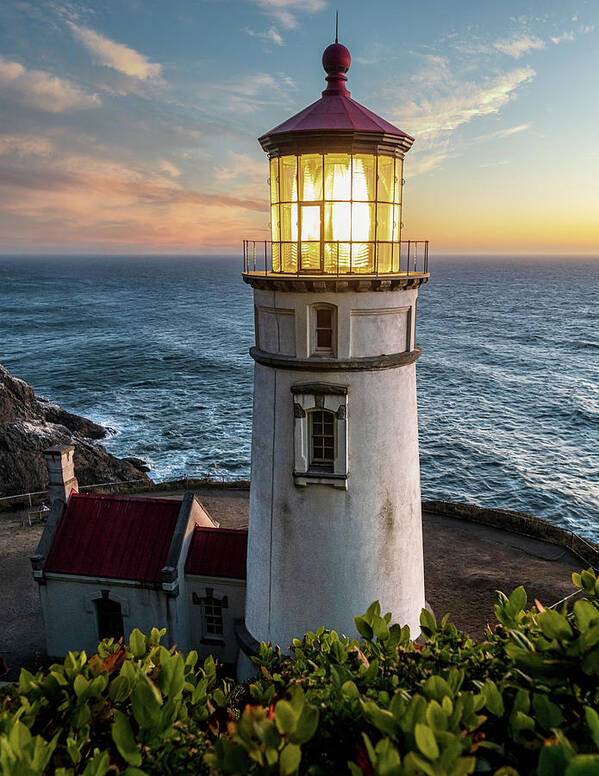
[292,383,349,489]
[204,598,224,636]
[309,409,335,472]
[312,304,336,355]
[193,588,228,643]
[95,597,124,641]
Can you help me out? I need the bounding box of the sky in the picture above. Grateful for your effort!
[0,0,597,256]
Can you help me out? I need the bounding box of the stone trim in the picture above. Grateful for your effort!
[251,346,421,371]
[234,619,261,658]
[243,274,429,293]
[290,383,349,396]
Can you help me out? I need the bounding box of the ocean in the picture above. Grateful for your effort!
[1,256,597,539]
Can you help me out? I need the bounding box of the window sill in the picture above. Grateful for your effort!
[201,637,225,646]
[293,470,349,490]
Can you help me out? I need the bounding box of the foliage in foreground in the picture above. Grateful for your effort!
[3,570,599,776]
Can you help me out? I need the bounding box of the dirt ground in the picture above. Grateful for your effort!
[0,488,582,681]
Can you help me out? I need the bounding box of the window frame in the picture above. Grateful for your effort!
[193,588,229,645]
[292,383,349,489]
[308,408,336,472]
[312,303,337,356]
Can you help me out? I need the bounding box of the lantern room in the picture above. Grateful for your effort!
[244,40,428,278]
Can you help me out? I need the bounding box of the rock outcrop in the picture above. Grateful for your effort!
[0,364,152,497]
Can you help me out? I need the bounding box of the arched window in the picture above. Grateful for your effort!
[309,409,336,472]
[95,597,124,641]
[312,304,336,356]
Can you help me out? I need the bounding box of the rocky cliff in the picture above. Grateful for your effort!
[0,364,152,497]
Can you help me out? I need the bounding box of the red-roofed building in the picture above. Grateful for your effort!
[32,457,248,664]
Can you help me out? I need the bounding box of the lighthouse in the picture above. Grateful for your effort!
[238,39,430,670]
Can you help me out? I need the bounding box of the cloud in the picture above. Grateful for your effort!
[0,57,101,112]
[398,67,535,138]
[67,22,162,80]
[159,160,181,178]
[0,134,54,156]
[493,35,545,58]
[551,31,575,44]
[214,152,266,182]
[474,123,532,143]
[249,0,326,30]
[393,64,535,175]
[0,150,269,252]
[245,26,284,46]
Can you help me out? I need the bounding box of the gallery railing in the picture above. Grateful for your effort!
[243,240,429,277]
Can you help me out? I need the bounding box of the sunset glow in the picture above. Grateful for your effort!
[0,0,597,255]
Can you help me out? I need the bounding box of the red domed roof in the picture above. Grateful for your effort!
[259,42,413,147]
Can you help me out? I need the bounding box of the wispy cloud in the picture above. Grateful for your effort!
[249,0,326,30]
[158,160,181,178]
[67,22,162,80]
[393,62,535,175]
[0,57,100,112]
[551,31,576,44]
[474,123,532,143]
[0,134,54,156]
[493,35,545,58]
[245,26,284,46]
[398,67,535,138]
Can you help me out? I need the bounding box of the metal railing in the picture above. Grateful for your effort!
[243,240,429,277]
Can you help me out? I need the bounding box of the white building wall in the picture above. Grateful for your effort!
[40,577,178,657]
[186,576,246,664]
[245,286,425,652]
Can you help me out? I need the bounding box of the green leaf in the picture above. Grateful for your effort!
[423,675,452,702]
[290,704,319,745]
[565,755,599,776]
[483,680,504,717]
[414,723,439,761]
[109,675,132,703]
[279,743,301,776]
[73,674,90,697]
[354,616,373,640]
[537,746,569,776]
[112,711,142,767]
[585,707,599,750]
[539,610,574,641]
[129,629,147,659]
[574,600,599,633]
[420,608,437,636]
[275,700,297,736]
[532,694,563,729]
[362,701,397,737]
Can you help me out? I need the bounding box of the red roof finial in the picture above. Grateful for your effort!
[322,34,351,97]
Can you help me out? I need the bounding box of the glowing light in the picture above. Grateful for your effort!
[270,152,402,274]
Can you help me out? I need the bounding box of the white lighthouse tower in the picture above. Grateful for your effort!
[238,40,430,669]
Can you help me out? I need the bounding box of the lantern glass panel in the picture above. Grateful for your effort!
[324,243,351,273]
[300,154,323,201]
[377,243,392,273]
[270,158,279,204]
[281,243,298,273]
[352,243,374,273]
[279,156,298,202]
[301,205,321,241]
[394,158,403,204]
[270,204,280,242]
[300,243,321,271]
[377,155,394,202]
[393,205,401,241]
[376,203,393,242]
[324,202,351,242]
[352,154,376,201]
[352,203,375,241]
[324,154,351,200]
[280,203,298,241]
[272,242,281,272]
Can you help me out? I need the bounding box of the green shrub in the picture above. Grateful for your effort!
[2,569,599,775]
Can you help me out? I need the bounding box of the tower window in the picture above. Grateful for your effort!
[95,598,124,641]
[312,304,336,355]
[309,409,336,472]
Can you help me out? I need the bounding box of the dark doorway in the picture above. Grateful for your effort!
[95,598,124,641]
